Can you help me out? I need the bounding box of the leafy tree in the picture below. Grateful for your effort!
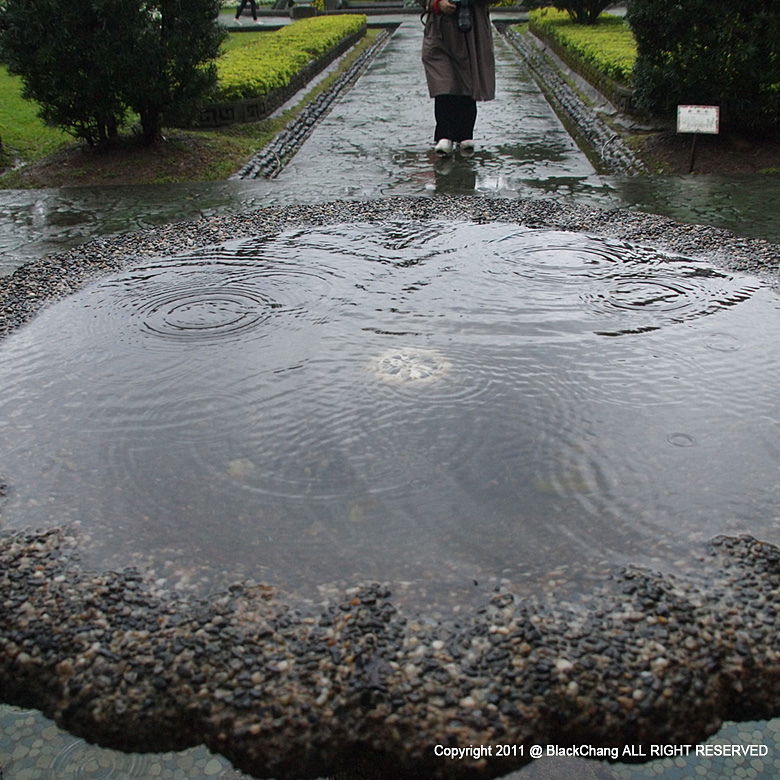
[0,0,225,146]
[127,0,226,143]
[550,1,613,25]
[0,0,138,145]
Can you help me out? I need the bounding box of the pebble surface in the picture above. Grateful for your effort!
[2,197,780,779]
[4,528,780,779]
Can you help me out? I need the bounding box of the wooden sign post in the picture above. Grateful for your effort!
[677,105,720,173]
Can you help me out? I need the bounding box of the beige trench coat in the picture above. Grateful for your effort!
[421,0,496,102]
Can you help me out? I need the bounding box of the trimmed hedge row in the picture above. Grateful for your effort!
[628,0,780,130]
[529,7,635,85]
[214,15,367,102]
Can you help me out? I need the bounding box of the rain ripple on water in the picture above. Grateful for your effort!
[1,220,779,603]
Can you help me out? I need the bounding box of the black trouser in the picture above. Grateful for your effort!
[434,94,477,143]
[235,0,257,18]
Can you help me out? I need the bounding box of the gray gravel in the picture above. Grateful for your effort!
[1,196,778,342]
[2,197,780,778]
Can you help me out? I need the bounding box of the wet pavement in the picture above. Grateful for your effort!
[2,17,779,277]
[4,700,780,780]
[275,19,599,197]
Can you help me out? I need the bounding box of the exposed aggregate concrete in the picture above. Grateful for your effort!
[3,529,780,779]
[2,196,780,778]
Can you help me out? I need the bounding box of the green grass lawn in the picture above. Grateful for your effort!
[0,68,72,166]
[0,29,284,173]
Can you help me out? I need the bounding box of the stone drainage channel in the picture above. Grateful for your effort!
[2,15,780,780]
[232,21,643,181]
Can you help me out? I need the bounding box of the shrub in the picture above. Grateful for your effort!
[0,0,226,145]
[215,15,366,102]
[529,7,635,84]
[0,0,139,145]
[627,0,780,130]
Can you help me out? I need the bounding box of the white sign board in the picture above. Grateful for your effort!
[677,105,720,134]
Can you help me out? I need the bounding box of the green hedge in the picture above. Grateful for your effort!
[628,0,780,130]
[529,7,636,85]
[215,15,367,102]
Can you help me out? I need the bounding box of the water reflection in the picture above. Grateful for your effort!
[1,220,779,606]
[616,174,780,244]
[4,175,779,279]
[0,182,276,277]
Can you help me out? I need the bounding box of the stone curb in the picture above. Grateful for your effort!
[197,26,368,129]
[3,526,780,779]
[499,25,647,176]
[527,20,636,116]
[232,27,394,179]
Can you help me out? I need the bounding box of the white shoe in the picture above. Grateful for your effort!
[435,138,454,156]
[234,17,242,24]
[459,139,475,154]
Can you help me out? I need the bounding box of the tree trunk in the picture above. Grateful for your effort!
[139,108,163,146]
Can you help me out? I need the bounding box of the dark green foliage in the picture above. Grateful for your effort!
[627,0,780,131]
[0,0,138,145]
[551,1,613,24]
[126,0,227,143]
[0,0,225,145]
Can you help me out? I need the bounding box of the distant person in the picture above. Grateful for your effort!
[235,0,258,24]
[421,0,496,156]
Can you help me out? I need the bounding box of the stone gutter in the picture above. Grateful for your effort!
[1,197,780,779]
[232,26,394,178]
[498,24,648,176]
[527,19,636,116]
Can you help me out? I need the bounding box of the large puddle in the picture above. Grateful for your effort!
[2,220,780,607]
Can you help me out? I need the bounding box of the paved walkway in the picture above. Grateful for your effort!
[278,19,604,200]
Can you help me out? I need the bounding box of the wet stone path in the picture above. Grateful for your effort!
[275,20,602,200]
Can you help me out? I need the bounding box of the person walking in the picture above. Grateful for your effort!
[421,0,496,156]
[234,0,258,24]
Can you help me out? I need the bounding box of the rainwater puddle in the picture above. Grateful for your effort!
[2,220,780,606]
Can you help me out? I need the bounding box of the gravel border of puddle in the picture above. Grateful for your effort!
[2,196,780,779]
